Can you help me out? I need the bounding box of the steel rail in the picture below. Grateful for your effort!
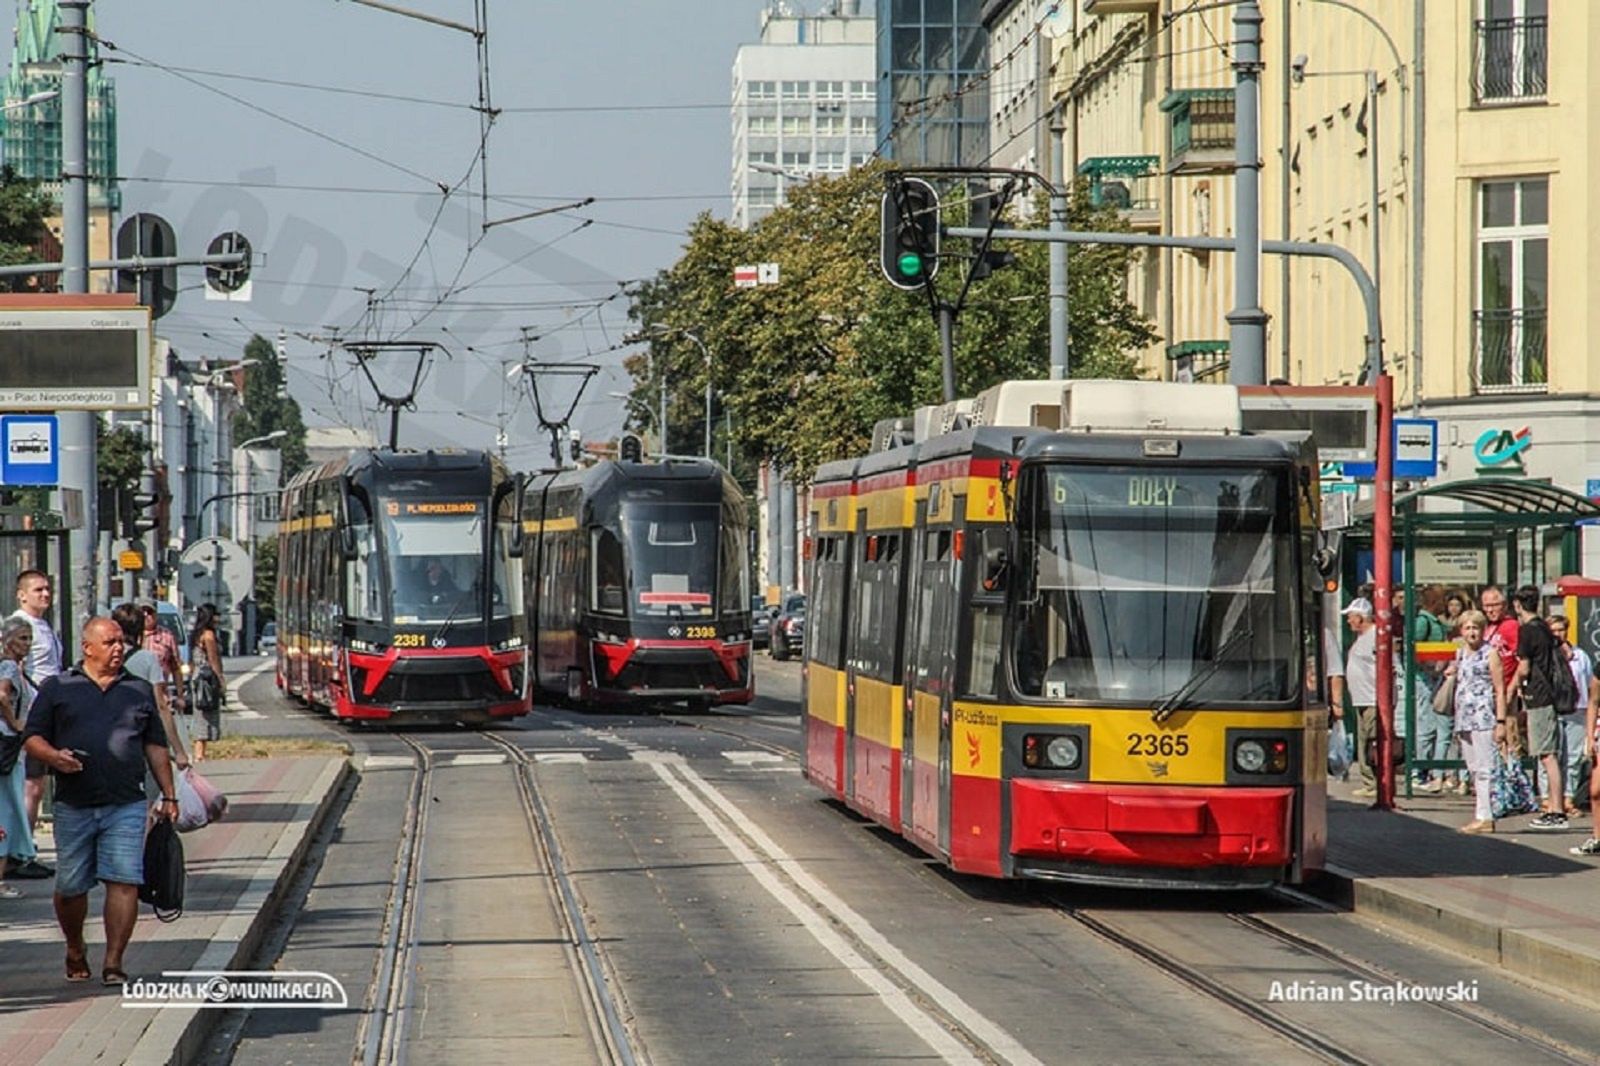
[480,730,640,1065]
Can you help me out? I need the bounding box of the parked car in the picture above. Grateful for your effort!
[259,620,278,656]
[769,593,806,661]
[751,596,774,649]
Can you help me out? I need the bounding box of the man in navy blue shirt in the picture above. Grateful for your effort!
[23,617,178,985]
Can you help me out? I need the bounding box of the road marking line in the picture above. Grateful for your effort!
[751,766,802,773]
[674,762,1045,1066]
[228,659,275,701]
[445,753,508,766]
[363,755,414,770]
[533,752,590,764]
[722,751,785,765]
[229,709,265,720]
[650,762,979,1065]
[628,749,685,764]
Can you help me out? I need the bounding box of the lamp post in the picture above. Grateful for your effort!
[630,327,712,460]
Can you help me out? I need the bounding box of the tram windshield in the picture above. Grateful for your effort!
[616,502,723,617]
[383,499,486,625]
[1012,465,1297,705]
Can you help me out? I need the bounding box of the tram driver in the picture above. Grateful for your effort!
[412,557,461,606]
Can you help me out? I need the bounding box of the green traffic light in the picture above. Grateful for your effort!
[897,251,924,278]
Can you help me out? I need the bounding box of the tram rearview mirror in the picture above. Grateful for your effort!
[1314,530,1342,579]
[981,546,1009,593]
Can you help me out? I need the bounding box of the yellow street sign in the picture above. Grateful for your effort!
[118,549,145,571]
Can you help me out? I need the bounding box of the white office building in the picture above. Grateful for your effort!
[730,2,876,231]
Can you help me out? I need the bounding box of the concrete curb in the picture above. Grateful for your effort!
[123,756,354,1066]
[1311,862,1600,1003]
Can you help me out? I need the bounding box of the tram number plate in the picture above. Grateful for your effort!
[1126,733,1190,757]
[393,633,428,648]
[684,625,718,639]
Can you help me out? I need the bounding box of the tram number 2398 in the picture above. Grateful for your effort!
[1127,733,1190,757]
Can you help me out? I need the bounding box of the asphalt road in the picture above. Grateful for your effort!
[208,655,1600,1065]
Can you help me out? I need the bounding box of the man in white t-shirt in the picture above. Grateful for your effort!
[1342,598,1380,797]
[9,569,61,868]
[1546,615,1594,817]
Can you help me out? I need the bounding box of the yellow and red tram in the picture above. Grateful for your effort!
[802,379,1330,887]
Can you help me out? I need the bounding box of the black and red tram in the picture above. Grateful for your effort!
[276,449,530,724]
[523,457,755,710]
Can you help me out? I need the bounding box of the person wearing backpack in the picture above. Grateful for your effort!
[1546,615,1594,818]
[1511,586,1571,830]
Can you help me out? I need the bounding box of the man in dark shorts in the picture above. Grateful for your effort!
[1511,585,1567,831]
[22,617,178,985]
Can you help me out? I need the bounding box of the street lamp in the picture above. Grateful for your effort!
[0,90,59,114]
[627,327,714,460]
[237,429,287,450]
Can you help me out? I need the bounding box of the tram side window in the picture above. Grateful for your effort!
[911,530,953,689]
[853,534,903,682]
[719,507,750,617]
[492,495,523,620]
[811,536,847,670]
[591,527,626,615]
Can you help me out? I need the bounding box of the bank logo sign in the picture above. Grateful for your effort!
[1473,426,1531,473]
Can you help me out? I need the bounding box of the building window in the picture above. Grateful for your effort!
[851,152,872,168]
[816,115,844,136]
[749,115,776,135]
[748,187,778,206]
[851,80,875,100]
[850,115,874,136]
[748,80,777,101]
[1473,177,1548,393]
[816,80,845,100]
[782,80,810,100]
[782,115,812,136]
[749,151,775,167]
[1472,0,1548,104]
[817,151,845,171]
[782,150,811,169]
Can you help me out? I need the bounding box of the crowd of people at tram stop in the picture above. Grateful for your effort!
[0,568,233,984]
[1328,579,1600,853]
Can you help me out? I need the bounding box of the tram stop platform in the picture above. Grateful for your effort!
[0,755,350,1066]
[1321,776,1600,1003]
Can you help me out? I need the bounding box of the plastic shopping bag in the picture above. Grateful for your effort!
[1328,720,1352,778]
[1490,749,1537,819]
[174,767,228,832]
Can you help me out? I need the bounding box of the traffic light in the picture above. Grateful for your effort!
[618,432,644,463]
[967,186,1017,282]
[880,177,941,290]
[121,489,160,539]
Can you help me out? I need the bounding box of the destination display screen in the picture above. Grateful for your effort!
[0,328,141,386]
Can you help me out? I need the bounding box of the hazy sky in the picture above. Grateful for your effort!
[90,0,789,464]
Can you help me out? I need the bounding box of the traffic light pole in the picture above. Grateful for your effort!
[60,0,94,620]
[0,250,249,279]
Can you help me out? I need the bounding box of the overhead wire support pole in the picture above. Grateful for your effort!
[59,0,94,620]
[1227,0,1268,386]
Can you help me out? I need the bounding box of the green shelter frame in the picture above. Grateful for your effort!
[1349,478,1600,798]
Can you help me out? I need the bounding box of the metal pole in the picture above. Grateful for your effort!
[1412,0,1425,415]
[1048,104,1069,380]
[702,344,712,460]
[1227,1,1268,385]
[59,0,96,618]
[1366,71,1383,383]
[938,302,956,402]
[1374,371,1396,810]
[1280,0,1293,382]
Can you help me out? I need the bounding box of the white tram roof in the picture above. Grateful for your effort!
[952,379,1242,437]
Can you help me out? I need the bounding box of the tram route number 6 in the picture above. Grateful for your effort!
[1127,733,1190,757]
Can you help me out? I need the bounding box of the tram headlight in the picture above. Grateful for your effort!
[1233,739,1267,773]
[1023,733,1082,770]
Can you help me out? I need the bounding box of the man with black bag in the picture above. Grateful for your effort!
[1511,586,1572,831]
[21,617,178,986]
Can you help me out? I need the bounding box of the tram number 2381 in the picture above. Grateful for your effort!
[1127,733,1190,757]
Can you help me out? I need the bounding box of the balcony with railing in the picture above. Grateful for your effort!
[1077,155,1161,231]
[1472,308,1547,393]
[1159,89,1235,175]
[1082,0,1158,15]
[1167,340,1229,382]
[1471,16,1548,104]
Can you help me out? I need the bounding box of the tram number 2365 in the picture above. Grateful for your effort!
[1127,733,1190,757]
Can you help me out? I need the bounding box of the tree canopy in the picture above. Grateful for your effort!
[233,334,309,476]
[626,163,1158,481]
[0,165,52,292]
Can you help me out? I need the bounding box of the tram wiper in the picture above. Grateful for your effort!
[432,583,476,646]
[1149,623,1255,725]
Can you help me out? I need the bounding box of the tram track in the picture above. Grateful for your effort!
[1052,892,1590,1066]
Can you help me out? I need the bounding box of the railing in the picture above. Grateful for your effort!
[1078,155,1160,213]
[1472,308,1547,393]
[1471,16,1548,103]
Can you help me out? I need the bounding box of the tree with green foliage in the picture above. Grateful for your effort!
[96,422,146,489]
[232,334,309,476]
[0,165,51,292]
[626,163,1158,480]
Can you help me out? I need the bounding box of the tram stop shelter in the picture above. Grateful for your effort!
[1346,477,1600,796]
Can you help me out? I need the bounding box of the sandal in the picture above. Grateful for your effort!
[65,951,91,983]
[101,967,128,987]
